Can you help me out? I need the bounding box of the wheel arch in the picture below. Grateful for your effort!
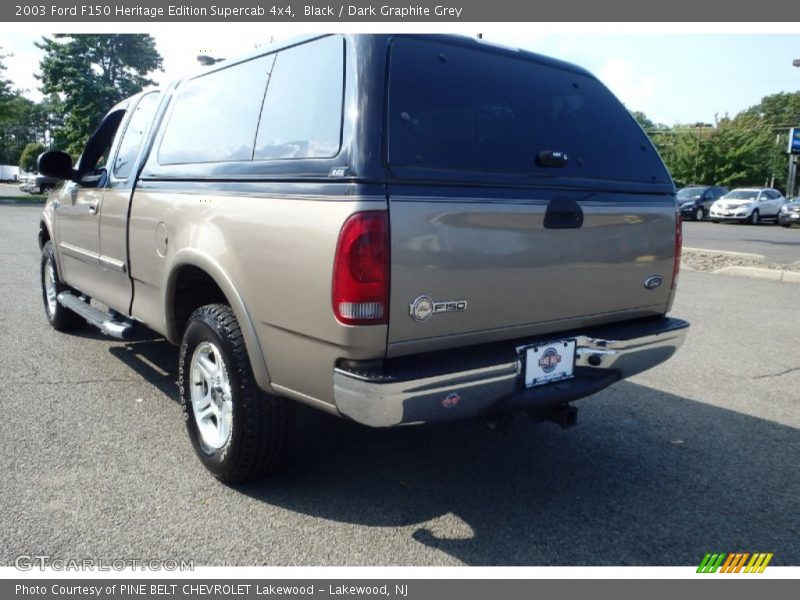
[38,217,52,251]
[165,251,272,392]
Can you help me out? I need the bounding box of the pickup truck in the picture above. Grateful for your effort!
[20,173,60,194]
[37,34,689,483]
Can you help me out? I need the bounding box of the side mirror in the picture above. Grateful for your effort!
[37,151,78,181]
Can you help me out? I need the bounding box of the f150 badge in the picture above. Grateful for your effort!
[409,295,467,322]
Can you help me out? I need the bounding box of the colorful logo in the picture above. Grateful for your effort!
[697,552,773,573]
[538,347,562,373]
[441,393,460,408]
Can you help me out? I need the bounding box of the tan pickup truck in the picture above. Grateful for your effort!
[37,34,688,483]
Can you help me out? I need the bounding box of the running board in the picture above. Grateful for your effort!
[56,292,135,340]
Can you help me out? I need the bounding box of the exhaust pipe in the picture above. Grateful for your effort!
[527,404,578,429]
[545,404,578,429]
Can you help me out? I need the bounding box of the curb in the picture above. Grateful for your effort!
[683,247,765,261]
[713,266,800,284]
[0,199,45,205]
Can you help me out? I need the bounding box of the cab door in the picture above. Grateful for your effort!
[97,91,163,314]
[54,107,128,298]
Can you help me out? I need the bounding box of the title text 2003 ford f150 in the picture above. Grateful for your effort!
[37,34,689,483]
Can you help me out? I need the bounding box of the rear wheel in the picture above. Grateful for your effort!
[179,303,293,484]
[40,240,84,332]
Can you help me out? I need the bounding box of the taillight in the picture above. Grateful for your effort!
[672,207,682,289]
[332,211,389,325]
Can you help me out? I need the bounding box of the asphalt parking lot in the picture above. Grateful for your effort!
[683,219,800,265]
[1,204,798,567]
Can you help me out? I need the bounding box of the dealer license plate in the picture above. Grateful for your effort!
[524,339,576,388]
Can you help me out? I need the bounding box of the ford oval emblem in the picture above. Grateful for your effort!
[643,275,663,290]
[409,295,435,322]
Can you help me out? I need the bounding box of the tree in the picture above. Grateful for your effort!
[733,92,800,192]
[0,48,13,105]
[37,34,163,156]
[741,92,800,128]
[19,141,45,172]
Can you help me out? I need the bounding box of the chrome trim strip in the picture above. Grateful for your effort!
[98,254,126,273]
[59,241,126,273]
[59,241,98,265]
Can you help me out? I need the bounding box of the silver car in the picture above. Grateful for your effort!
[709,187,786,225]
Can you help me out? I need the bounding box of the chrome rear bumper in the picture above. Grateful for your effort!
[334,317,689,427]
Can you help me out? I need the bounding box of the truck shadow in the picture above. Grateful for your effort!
[105,338,799,565]
[108,337,179,403]
[244,383,799,566]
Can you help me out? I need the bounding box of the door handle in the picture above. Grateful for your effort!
[543,198,584,229]
[88,200,99,215]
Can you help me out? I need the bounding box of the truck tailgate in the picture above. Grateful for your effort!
[387,187,676,354]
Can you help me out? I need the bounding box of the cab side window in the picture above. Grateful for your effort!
[254,36,344,160]
[76,109,126,187]
[158,55,275,164]
[113,92,162,180]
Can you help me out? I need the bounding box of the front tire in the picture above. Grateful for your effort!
[694,207,705,221]
[748,210,760,225]
[40,240,84,332]
[781,223,792,228]
[179,304,293,484]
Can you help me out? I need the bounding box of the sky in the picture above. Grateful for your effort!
[0,29,798,126]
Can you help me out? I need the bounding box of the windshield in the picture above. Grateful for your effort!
[387,38,670,184]
[723,190,758,200]
[677,188,704,199]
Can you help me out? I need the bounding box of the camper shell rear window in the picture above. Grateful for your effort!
[386,38,671,186]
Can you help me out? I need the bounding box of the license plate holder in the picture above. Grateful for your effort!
[524,339,576,388]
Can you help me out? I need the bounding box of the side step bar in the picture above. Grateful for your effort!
[56,291,135,340]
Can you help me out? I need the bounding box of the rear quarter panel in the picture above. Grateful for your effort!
[127,183,387,407]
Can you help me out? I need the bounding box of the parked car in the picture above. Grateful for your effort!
[19,172,60,194]
[36,34,689,483]
[677,185,728,221]
[709,188,786,224]
[778,198,800,227]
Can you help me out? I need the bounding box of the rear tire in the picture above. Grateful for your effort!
[179,303,293,484]
[40,240,84,332]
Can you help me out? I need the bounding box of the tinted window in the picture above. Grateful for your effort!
[158,55,274,164]
[77,110,126,176]
[677,187,704,199]
[724,190,758,200]
[114,92,161,179]
[254,36,344,160]
[387,39,669,183]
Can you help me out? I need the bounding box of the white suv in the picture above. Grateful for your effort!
[709,188,786,225]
